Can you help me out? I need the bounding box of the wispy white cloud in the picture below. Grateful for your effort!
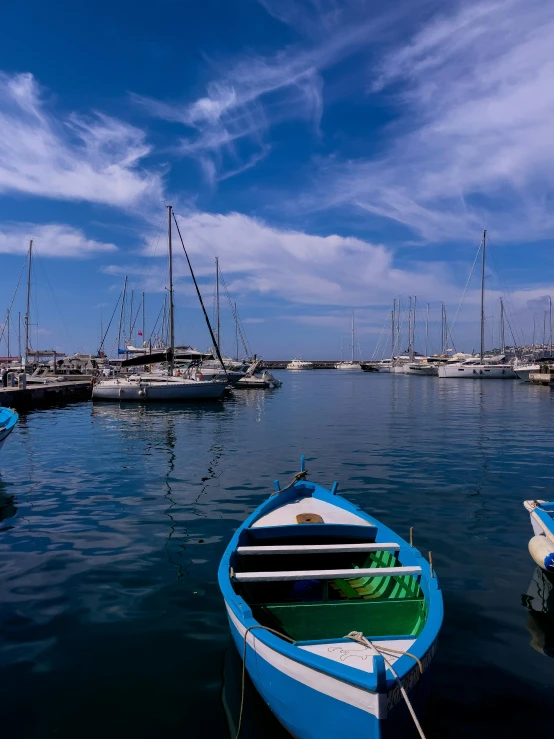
[0,223,117,258]
[132,4,399,183]
[101,207,554,351]
[0,71,162,208]
[107,210,456,307]
[306,0,554,241]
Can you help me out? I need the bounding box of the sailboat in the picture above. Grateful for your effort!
[335,312,361,369]
[438,231,517,379]
[362,302,397,372]
[92,206,228,401]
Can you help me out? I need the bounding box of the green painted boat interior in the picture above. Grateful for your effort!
[237,549,427,641]
[251,598,427,641]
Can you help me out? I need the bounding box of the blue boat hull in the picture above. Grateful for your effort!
[0,408,18,452]
[227,608,434,739]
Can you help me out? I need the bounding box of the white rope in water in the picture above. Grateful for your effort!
[344,631,427,739]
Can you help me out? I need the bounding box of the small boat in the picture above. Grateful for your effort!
[236,361,282,389]
[360,363,380,373]
[0,406,18,452]
[524,500,554,572]
[372,359,392,373]
[287,359,314,370]
[403,362,438,377]
[335,361,361,370]
[219,457,443,739]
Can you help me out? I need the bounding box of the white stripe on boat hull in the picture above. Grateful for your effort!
[226,603,384,717]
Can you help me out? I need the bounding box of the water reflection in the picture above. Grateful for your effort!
[0,479,17,530]
[90,401,226,423]
[221,646,288,739]
[521,567,554,657]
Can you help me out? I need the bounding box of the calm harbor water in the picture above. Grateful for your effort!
[1,371,553,738]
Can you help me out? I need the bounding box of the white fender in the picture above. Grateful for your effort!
[529,535,554,572]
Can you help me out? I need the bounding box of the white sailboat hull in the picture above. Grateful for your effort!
[335,362,361,370]
[92,377,227,401]
[404,364,438,376]
[438,364,517,379]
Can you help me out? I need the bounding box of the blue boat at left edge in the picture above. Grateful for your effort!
[218,457,443,739]
[0,406,18,453]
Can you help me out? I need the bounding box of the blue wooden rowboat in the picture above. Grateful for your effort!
[524,500,554,572]
[218,457,443,739]
[0,406,18,453]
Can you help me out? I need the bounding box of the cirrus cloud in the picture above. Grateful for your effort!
[0,71,162,209]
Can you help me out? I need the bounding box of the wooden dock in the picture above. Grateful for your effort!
[0,380,92,410]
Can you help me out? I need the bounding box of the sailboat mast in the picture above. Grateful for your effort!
[441,303,445,355]
[117,276,128,357]
[6,309,10,357]
[391,300,396,359]
[129,290,134,344]
[18,312,21,361]
[351,311,355,363]
[425,303,429,357]
[550,296,552,357]
[396,299,400,355]
[142,292,145,346]
[408,296,413,360]
[500,297,505,354]
[480,229,487,362]
[167,205,175,376]
[235,302,239,361]
[215,256,220,352]
[548,295,552,356]
[24,239,33,365]
[413,296,417,357]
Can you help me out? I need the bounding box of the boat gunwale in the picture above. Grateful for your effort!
[218,479,443,695]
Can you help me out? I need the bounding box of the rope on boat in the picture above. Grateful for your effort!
[344,631,427,739]
[271,470,308,495]
[237,624,295,739]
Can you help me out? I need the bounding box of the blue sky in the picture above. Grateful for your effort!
[1,0,554,359]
